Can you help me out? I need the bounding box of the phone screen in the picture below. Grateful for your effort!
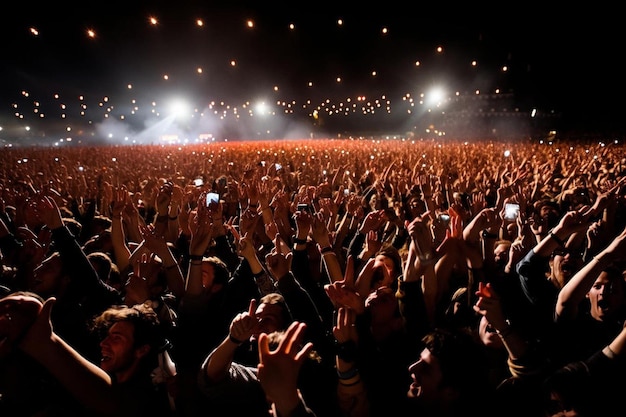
[504,203,520,220]
[206,192,219,206]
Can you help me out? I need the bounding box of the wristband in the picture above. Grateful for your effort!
[482,230,498,239]
[549,232,566,248]
[189,255,203,261]
[156,214,168,222]
[293,237,308,245]
[337,366,359,380]
[228,334,245,345]
[320,246,334,255]
[168,216,178,220]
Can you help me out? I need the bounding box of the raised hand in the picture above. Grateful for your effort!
[257,321,313,415]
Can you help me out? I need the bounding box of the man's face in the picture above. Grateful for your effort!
[99,321,139,377]
[255,302,285,336]
[407,347,444,406]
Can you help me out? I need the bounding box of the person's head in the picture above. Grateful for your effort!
[549,246,585,289]
[254,293,292,338]
[87,251,114,284]
[586,266,626,322]
[92,302,163,383]
[493,239,512,270]
[542,361,596,417]
[372,244,403,289]
[477,315,504,350]
[62,217,83,239]
[31,252,67,298]
[198,255,230,296]
[407,328,488,414]
[534,200,561,233]
[365,285,400,324]
[0,291,44,358]
[82,230,113,256]
[442,287,476,331]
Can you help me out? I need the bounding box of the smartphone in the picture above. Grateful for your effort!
[297,203,311,213]
[504,203,520,221]
[438,213,450,223]
[206,192,219,206]
[343,189,350,197]
[275,163,282,170]
[194,178,204,187]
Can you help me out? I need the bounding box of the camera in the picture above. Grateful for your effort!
[504,203,520,221]
[194,178,204,187]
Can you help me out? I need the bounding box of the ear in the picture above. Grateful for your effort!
[134,343,152,360]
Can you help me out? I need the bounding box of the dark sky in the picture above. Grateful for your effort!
[1,2,624,142]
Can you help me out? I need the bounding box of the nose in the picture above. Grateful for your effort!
[408,359,422,374]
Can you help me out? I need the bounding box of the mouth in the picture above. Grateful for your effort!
[409,381,422,398]
[100,351,112,363]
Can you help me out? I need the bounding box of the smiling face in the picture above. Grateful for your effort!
[99,321,148,382]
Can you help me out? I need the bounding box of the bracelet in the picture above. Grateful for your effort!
[320,246,334,254]
[338,378,362,387]
[293,237,308,245]
[549,232,566,248]
[189,254,203,261]
[228,333,245,345]
[482,230,498,239]
[337,366,359,380]
[168,216,178,220]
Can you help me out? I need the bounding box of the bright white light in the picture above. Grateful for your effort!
[168,99,191,118]
[425,86,446,107]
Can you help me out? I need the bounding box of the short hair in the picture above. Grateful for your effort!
[91,303,163,349]
[87,251,113,283]
[260,292,292,328]
[202,255,230,286]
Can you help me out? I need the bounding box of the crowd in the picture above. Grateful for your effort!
[1,137,626,417]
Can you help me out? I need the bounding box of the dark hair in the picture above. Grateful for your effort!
[91,303,163,349]
[260,292,293,329]
[422,328,488,394]
[202,255,230,286]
